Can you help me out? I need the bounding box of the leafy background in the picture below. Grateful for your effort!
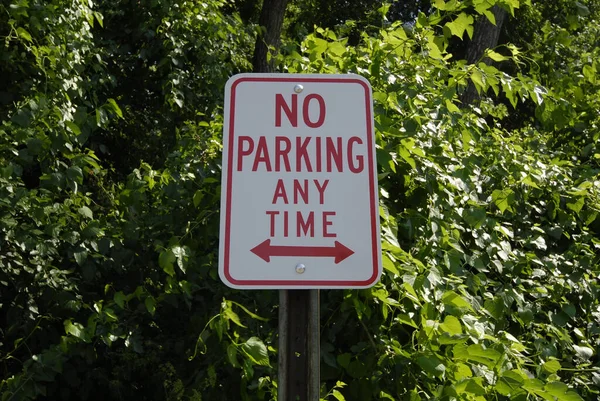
[1,0,599,400]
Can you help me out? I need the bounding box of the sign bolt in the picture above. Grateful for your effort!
[294,84,304,93]
[295,263,306,274]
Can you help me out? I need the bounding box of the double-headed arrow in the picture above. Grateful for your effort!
[250,239,354,264]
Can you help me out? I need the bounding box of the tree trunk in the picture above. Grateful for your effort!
[460,5,508,105]
[252,0,289,73]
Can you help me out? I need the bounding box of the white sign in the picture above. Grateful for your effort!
[219,74,381,289]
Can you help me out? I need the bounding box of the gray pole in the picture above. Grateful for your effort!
[278,289,320,401]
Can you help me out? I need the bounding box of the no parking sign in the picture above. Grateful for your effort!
[219,74,381,289]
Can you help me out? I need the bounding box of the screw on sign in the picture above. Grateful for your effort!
[219,74,381,289]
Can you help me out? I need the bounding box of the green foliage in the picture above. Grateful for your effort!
[281,1,600,400]
[2,0,600,400]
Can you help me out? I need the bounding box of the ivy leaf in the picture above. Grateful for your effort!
[492,189,515,213]
[573,345,593,360]
[106,98,123,118]
[74,249,88,266]
[64,320,90,342]
[440,315,462,335]
[416,355,446,377]
[445,13,474,39]
[442,291,473,311]
[462,207,486,228]
[114,291,126,308]
[382,253,399,275]
[566,196,584,213]
[240,337,270,367]
[399,144,416,169]
[65,121,81,135]
[532,236,547,250]
[193,190,204,207]
[496,370,525,395]
[78,206,93,219]
[483,9,496,25]
[542,360,561,374]
[486,50,509,62]
[337,353,351,369]
[227,344,239,368]
[172,245,190,273]
[145,296,156,315]
[159,249,176,276]
[223,308,246,328]
[16,27,33,42]
[575,1,590,16]
[445,99,460,113]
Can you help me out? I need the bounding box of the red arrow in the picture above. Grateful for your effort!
[250,239,354,264]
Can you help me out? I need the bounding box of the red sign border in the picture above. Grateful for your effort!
[222,75,380,288]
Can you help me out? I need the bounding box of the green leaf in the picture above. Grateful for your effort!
[545,382,583,401]
[466,344,501,367]
[114,291,126,308]
[573,344,593,360]
[66,121,81,135]
[575,1,590,16]
[74,249,88,266]
[145,296,156,315]
[399,145,416,169]
[67,166,83,184]
[442,291,473,311]
[382,253,399,275]
[96,108,108,126]
[332,389,345,401]
[78,206,93,219]
[486,50,509,62]
[470,69,485,92]
[230,301,269,321]
[193,190,204,207]
[397,314,418,328]
[227,344,239,368]
[483,9,496,25]
[159,249,176,276]
[172,245,189,273]
[64,320,89,342]
[337,353,351,369]
[93,11,104,27]
[582,65,596,83]
[416,355,445,377]
[106,98,123,118]
[16,27,32,42]
[566,196,584,213]
[454,363,473,380]
[440,315,462,335]
[496,370,525,396]
[521,175,540,188]
[462,207,486,228]
[434,0,460,11]
[445,13,474,39]
[455,378,485,395]
[531,85,547,105]
[223,308,246,328]
[492,189,515,213]
[542,360,561,374]
[240,337,270,367]
[445,99,460,113]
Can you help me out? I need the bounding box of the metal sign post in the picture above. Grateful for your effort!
[278,290,319,401]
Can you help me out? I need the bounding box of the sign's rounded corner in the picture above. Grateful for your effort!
[357,267,382,289]
[218,267,240,290]
[349,74,373,89]
[225,73,252,92]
